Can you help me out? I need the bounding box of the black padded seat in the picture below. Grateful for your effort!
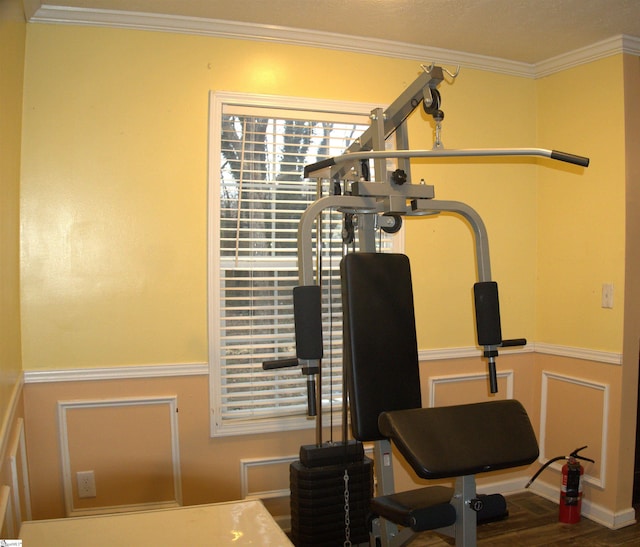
[378,399,539,480]
[371,489,509,532]
[371,486,456,531]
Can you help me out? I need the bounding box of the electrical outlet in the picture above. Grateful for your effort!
[77,470,97,498]
[602,283,614,309]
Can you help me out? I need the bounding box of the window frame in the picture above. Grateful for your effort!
[208,91,401,437]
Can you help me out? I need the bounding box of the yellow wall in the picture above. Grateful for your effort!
[406,70,537,349]
[0,0,25,423]
[20,24,539,370]
[16,21,638,527]
[536,56,626,351]
[531,54,638,519]
[0,0,28,536]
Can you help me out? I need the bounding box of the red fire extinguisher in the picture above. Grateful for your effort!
[525,446,595,523]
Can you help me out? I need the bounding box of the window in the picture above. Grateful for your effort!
[208,92,400,436]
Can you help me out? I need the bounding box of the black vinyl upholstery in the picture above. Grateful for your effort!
[378,400,539,479]
[340,252,539,476]
[371,486,456,530]
[341,253,422,441]
[340,252,539,537]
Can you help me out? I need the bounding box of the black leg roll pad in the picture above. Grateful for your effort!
[476,493,509,524]
[371,486,456,531]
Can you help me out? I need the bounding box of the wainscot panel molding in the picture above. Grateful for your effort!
[0,375,26,537]
[419,345,532,361]
[57,396,182,517]
[21,343,623,385]
[539,371,609,489]
[240,445,374,502]
[0,374,24,461]
[534,343,622,365]
[0,485,14,538]
[428,370,514,407]
[7,418,32,528]
[420,343,621,364]
[23,362,208,383]
[29,7,640,78]
[240,455,297,501]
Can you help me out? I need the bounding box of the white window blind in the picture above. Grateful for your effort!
[208,92,400,436]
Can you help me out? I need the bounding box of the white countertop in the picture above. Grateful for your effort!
[20,499,293,546]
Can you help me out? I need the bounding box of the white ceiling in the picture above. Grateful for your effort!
[26,0,640,65]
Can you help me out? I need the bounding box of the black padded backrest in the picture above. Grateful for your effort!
[341,253,422,441]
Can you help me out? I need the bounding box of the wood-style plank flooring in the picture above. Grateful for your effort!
[410,492,639,546]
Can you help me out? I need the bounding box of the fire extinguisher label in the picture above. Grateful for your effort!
[562,465,583,506]
[563,472,581,495]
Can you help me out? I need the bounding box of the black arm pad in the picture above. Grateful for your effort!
[474,281,502,347]
[294,285,324,360]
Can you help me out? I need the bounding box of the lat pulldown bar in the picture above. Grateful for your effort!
[304,147,589,179]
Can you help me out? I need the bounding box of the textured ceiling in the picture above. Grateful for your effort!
[28,0,640,64]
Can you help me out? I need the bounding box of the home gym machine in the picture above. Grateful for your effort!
[265,64,589,547]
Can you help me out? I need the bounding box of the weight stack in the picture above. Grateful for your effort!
[289,441,373,546]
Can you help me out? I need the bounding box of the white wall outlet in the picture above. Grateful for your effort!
[602,283,614,309]
[77,470,97,498]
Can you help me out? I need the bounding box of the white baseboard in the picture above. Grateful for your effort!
[528,479,637,530]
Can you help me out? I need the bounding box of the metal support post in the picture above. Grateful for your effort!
[452,475,478,547]
[374,439,400,547]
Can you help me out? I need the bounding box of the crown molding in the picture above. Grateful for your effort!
[29,4,640,78]
[535,34,640,78]
[30,5,536,77]
[26,7,640,78]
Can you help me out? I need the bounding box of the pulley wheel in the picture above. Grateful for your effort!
[423,88,441,115]
[381,214,403,234]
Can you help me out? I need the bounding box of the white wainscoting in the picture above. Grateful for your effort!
[539,371,609,489]
[57,396,182,517]
[0,485,13,538]
[427,370,514,407]
[240,455,298,500]
[7,418,32,528]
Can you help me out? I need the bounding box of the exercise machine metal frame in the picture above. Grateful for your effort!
[283,64,588,547]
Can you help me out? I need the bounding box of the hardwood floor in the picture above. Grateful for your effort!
[410,492,639,546]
